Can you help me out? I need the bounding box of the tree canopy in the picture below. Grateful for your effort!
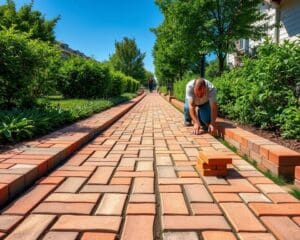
[109,37,146,83]
[153,0,267,83]
[0,0,59,42]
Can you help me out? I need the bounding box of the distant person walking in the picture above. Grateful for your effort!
[184,77,218,135]
[148,77,154,93]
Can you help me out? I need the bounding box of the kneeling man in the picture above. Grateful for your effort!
[184,77,218,135]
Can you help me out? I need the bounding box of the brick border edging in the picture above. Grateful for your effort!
[159,93,300,183]
[0,93,146,207]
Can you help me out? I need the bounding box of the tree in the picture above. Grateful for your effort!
[152,13,201,86]
[154,0,267,74]
[0,0,59,42]
[109,37,146,82]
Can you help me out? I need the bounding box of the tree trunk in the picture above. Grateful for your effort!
[218,53,226,74]
[200,54,206,78]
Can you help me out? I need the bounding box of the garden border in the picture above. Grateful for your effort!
[0,93,146,207]
[159,93,300,186]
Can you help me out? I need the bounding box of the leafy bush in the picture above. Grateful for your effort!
[59,56,111,98]
[213,39,300,139]
[110,71,127,96]
[0,28,61,108]
[0,93,137,144]
[159,86,168,94]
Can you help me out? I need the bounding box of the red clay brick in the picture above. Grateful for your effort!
[81,184,129,193]
[202,231,237,240]
[95,193,126,215]
[129,194,156,203]
[177,171,198,178]
[213,193,242,203]
[190,203,222,215]
[159,185,182,192]
[162,215,230,231]
[198,151,232,165]
[52,215,121,232]
[162,231,198,240]
[81,232,116,240]
[121,215,154,240]
[247,177,273,185]
[43,231,78,240]
[38,176,65,185]
[267,193,299,203]
[126,203,155,215]
[55,177,86,193]
[3,185,56,214]
[159,178,202,185]
[88,167,114,184]
[6,214,55,240]
[33,202,94,214]
[209,184,258,193]
[45,193,100,203]
[249,203,300,216]
[132,177,154,193]
[220,203,266,232]
[0,215,23,232]
[160,193,188,215]
[0,184,8,206]
[238,233,276,240]
[293,217,300,226]
[114,171,154,178]
[50,170,91,177]
[261,216,300,240]
[184,184,213,202]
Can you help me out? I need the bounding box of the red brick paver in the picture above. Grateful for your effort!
[0,93,299,239]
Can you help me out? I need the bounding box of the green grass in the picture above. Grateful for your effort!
[1,93,137,144]
[216,137,300,199]
[289,187,300,200]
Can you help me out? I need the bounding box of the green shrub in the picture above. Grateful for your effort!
[159,86,168,94]
[212,39,300,139]
[0,28,61,108]
[109,71,126,96]
[59,56,111,98]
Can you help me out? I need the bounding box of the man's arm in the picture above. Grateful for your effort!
[209,101,218,133]
[188,99,201,134]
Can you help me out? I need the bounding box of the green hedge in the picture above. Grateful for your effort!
[0,29,140,108]
[0,29,61,108]
[59,56,111,98]
[213,39,300,139]
[58,56,139,99]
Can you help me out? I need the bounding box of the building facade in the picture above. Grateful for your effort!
[227,0,300,67]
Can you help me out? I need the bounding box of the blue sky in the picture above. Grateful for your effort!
[2,0,163,73]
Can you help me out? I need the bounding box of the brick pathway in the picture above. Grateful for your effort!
[0,93,300,240]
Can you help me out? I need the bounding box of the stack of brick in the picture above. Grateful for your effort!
[197,151,232,177]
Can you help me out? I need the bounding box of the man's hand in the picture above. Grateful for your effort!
[193,123,200,135]
[208,124,216,135]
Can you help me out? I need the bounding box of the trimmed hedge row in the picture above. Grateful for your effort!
[0,29,140,109]
[59,56,139,99]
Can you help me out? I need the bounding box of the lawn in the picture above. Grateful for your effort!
[0,93,137,145]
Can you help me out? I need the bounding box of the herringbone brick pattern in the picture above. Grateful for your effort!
[0,93,299,240]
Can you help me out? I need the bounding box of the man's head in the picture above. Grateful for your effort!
[194,78,206,98]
